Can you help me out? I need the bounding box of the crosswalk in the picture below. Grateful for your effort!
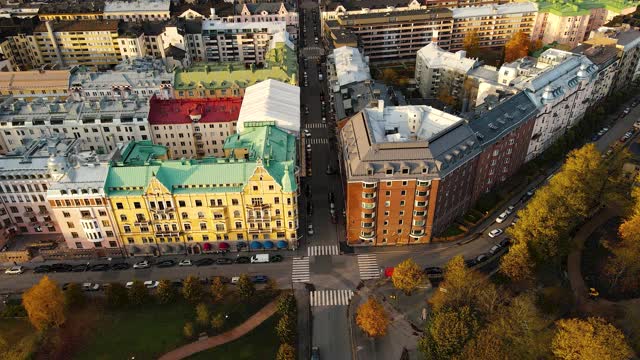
[307,245,340,257]
[307,138,328,145]
[357,254,381,280]
[306,123,326,129]
[310,290,354,307]
[291,257,310,283]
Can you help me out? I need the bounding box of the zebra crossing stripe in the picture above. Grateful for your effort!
[357,254,381,280]
[307,245,340,256]
[291,257,310,283]
[310,290,354,306]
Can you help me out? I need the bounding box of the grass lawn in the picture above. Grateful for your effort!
[0,318,39,359]
[440,224,464,238]
[214,291,279,332]
[185,313,280,360]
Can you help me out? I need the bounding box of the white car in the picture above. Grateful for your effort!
[231,276,240,284]
[178,259,192,267]
[495,211,509,223]
[82,282,100,291]
[133,260,150,269]
[488,229,503,238]
[321,116,326,123]
[125,281,134,289]
[144,280,159,289]
[306,144,312,152]
[4,266,23,274]
[307,224,314,236]
[507,205,515,213]
[303,129,311,138]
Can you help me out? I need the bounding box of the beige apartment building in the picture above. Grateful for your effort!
[0,70,70,100]
[103,0,170,22]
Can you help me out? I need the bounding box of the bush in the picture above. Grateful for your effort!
[105,283,128,308]
[195,303,210,327]
[537,286,574,316]
[277,292,297,317]
[0,303,27,318]
[183,321,195,339]
[182,276,204,304]
[128,281,150,306]
[64,283,85,309]
[210,313,225,333]
[156,280,176,304]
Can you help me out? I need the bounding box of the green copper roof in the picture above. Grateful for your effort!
[174,43,298,91]
[534,0,639,16]
[117,141,168,166]
[106,125,297,195]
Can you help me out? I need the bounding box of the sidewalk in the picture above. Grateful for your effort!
[158,299,278,360]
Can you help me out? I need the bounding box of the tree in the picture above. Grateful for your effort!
[182,275,204,304]
[237,274,255,301]
[463,29,480,58]
[456,329,509,360]
[392,258,424,295]
[356,297,389,338]
[183,322,195,339]
[105,283,128,308]
[210,277,226,304]
[499,242,535,282]
[276,343,296,360]
[277,292,297,317]
[63,282,85,309]
[265,278,278,295]
[156,280,177,304]
[195,303,210,327]
[422,306,479,359]
[552,317,632,360]
[128,281,150,306]
[22,276,65,331]
[276,313,297,344]
[504,31,531,62]
[210,313,225,333]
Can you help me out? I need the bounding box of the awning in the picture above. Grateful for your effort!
[161,244,173,253]
[236,241,247,248]
[250,241,263,250]
[276,240,288,249]
[263,240,274,249]
[129,245,140,254]
[218,242,230,250]
[203,243,212,251]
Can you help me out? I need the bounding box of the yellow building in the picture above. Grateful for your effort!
[105,125,299,256]
[38,1,105,21]
[0,70,70,100]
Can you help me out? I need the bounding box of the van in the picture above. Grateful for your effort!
[318,73,323,81]
[250,254,270,263]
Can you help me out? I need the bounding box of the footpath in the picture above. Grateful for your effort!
[158,299,278,360]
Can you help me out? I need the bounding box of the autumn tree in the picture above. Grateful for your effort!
[392,258,424,295]
[105,282,128,308]
[210,313,225,333]
[195,303,210,327]
[499,242,535,282]
[276,343,296,360]
[277,292,297,317]
[356,297,390,338]
[128,280,150,306]
[504,31,531,62]
[210,277,226,304]
[22,276,65,331]
[182,276,204,303]
[552,317,632,360]
[63,282,85,309]
[237,274,255,301]
[156,280,176,304]
[183,322,195,339]
[276,313,297,344]
[420,306,479,359]
[463,29,480,58]
[455,329,509,360]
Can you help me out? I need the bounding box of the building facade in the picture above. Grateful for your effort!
[584,26,640,92]
[0,69,70,100]
[103,0,170,22]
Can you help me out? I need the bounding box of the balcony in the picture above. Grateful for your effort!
[248,226,270,233]
[245,203,271,210]
[362,192,377,199]
[359,231,375,240]
[414,201,427,208]
[193,132,202,139]
[151,206,175,214]
[412,220,425,227]
[247,215,271,222]
[410,230,425,237]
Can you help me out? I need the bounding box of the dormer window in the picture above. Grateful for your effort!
[367,168,374,175]
[386,169,393,175]
[422,167,428,174]
[401,168,409,174]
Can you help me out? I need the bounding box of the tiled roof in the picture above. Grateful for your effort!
[147,97,242,125]
[0,70,70,91]
[34,20,119,33]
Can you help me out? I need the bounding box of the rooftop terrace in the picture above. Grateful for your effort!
[534,0,638,16]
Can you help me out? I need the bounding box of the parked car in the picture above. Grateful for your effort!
[464,259,478,268]
[213,276,231,284]
[144,280,159,289]
[623,107,631,115]
[251,254,270,263]
[250,275,269,284]
[111,262,130,270]
[495,211,509,224]
[423,267,443,277]
[178,259,192,267]
[51,263,72,273]
[82,283,100,291]
[489,244,502,255]
[4,266,23,274]
[171,280,183,288]
[156,259,176,268]
[133,260,150,269]
[194,258,215,267]
[307,224,314,236]
[235,256,250,264]
[34,265,51,273]
[476,254,488,263]
[216,257,234,265]
[270,255,283,263]
[125,282,135,289]
[231,276,240,284]
[507,205,515,213]
[488,228,503,238]
[303,129,311,138]
[89,263,110,272]
[311,346,320,360]
[62,283,73,291]
[72,264,89,272]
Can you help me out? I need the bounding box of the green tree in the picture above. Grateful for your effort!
[63,282,85,309]
[105,282,128,308]
[210,277,226,304]
[463,29,480,58]
[276,343,296,360]
[182,275,204,304]
[392,258,424,295]
[156,279,177,304]
[356,297,389,338]
[22,276,65,331]
[210,313,225,333]
[128,281,150,306]
[552,317,632,360]
[276,313,297,344]
[195,303,210,327]
[277,292,297,317]
[237,274,255,301]
[183,321,195,339]
[421,306,479,359]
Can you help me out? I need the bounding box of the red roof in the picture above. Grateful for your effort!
[148,96,243,125]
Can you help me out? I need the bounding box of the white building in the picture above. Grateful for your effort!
[331,46,371,88]
[237,79,300,136]
[104,0,171,22]
[0,97,151,155]
[69,58,174,101]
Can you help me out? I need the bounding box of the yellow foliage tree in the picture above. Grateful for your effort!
[552,317,632,360]
[22,276,65,331]
[504,32,531,62]
[463,30,480,58]
[500,242,535,282]
[392,258,424,295]
[356,297,390,338]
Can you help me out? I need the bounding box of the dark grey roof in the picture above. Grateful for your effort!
[235,2,293,14]
[339,7,451,20]
[322,0,415,11]
[165,45,186,60]
[39,0,105,15]
[571,44,618,69]
[468,92,538,148]
[615,29,640,46]
[172,0,231,17]
[184,19,202,34]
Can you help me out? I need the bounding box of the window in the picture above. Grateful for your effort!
[200,223,207,230]
[62,211,71,218]
[123,225,131,233]
[71,232,79,238]
[385,191,391,196]
[116,202,123,209]
[400,201,405,206]
[133,202,141,209]
[400,190,406,196]
[384,201,390,207]
[253,186,259,191]
[75,242,83,249]
[399,219,403,225]
[232,199,239,205]
[179,200,186,207]
[66,221,74,228]
[215,224,225,231]
[184,223,191,231]
[120,214,127,221]
[235,222,242,229]
[195,200,202,207]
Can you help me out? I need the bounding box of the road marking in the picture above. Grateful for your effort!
[310,290,354,306]
[357,254,380,280]
[306,123,326,129]
[307,138,328,145]
[307,245,340,256]
[291,257,310,283]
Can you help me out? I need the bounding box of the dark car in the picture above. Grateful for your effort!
[235,256,250,264]
[51,263,72,273]
[89,263,110,272]
[499,238,512,248]
[171,279,183,288]
[464,259,478,268]
[213,276,231,284]
[34,265,51,273]
[216,257,234,265]
[270,255,283,263]
[194,258,215,267]
[156,259,176,268]
[213,249,229,255]
[110,262,130,271]
[61,282,73,291]
[72,264,89,272]
[423,267,443,277]
[250,275,269,284]
[311,346,320,360]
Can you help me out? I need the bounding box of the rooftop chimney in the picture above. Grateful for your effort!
[431,30,439,45]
